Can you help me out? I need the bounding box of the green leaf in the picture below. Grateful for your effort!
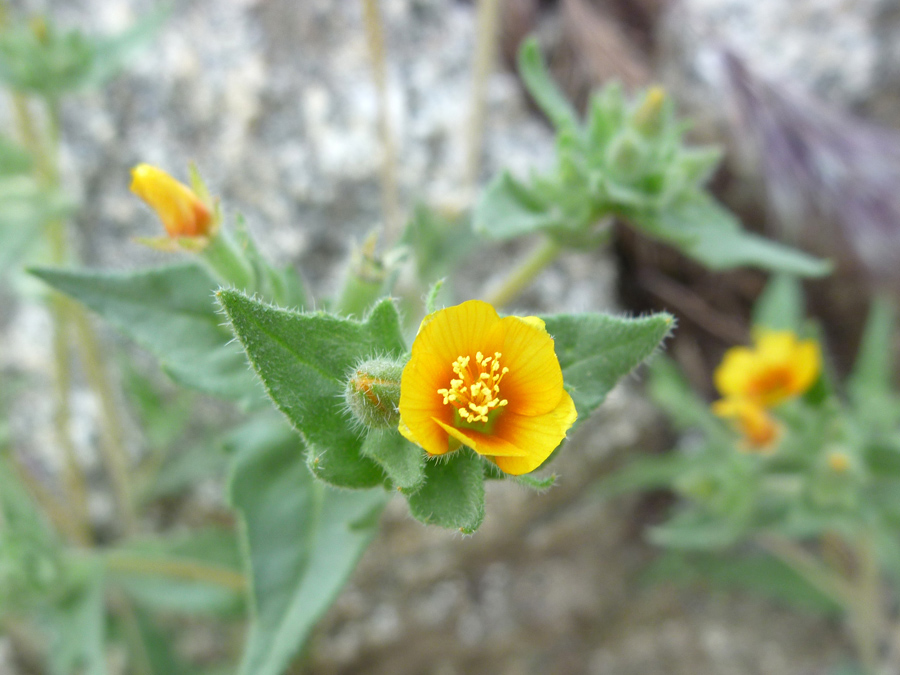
[217,291,407,488]
[0,176,71,274]
[402,204,477,283]
[753,274,805,332]
[0,7,168,97]
[0,452,55,542]
[127,608,196,675]
[0,136,32,176]
[541,311,674,425]
[361,429,425,491]
[229,417,387,675]
[0,23,95,97]
[517,37,579,131]
[234,214,308,309]
[593,453,697,501]
[43,562,107,675]
[515,473,556,491]
[473,171,559,240]
[643,550,842,616]
[107,528,244,616]
[648,508,743,550]
[646,356,723,437]
[31,264,263,404]
[406,450,485,533]
[634,194,832,276]
[86,4,171,88]
[848,294,896,400]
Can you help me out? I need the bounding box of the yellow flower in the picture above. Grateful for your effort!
[130,164,214,239]
[714,329,820,408]
[712,397,781,453]
[398,300,577,475]
[826,451,851,474]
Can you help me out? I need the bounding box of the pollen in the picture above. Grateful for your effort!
[437,351,509,424]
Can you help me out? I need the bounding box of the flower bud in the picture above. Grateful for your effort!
[633,86,667,135]
[605,131,646,179]
[130,163,215,239]
[345,357,404,430]
[826,450,851,474]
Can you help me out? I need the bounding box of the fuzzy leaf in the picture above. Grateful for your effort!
[753,273,805,332]
[44,563,107,675]
[541,311,674,425]
[636,194,832,277]
[407,450,485,533]
[361,429,426,491]
[31,264,262,404]
[643,551,841,616]
[646,356,723,438]
[229,420,387,675]
[473,171,559,240]
[217,291,406,488]
[517,37,579,131]
[848,294,896,401]
[594,453,697,501]
[107,528,244,617]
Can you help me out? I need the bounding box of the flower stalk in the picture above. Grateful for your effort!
[14,91,137,536]
[485,237,563,308]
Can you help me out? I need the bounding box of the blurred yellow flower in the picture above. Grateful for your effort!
[130,164,214,239]
[714,329,820,408]
[827,451,851,474]
[398,300,576,475]
[712,397,781,453]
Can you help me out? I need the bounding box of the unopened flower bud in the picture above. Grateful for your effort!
[633,86,667,135]
[826,450,851,474]
[606,131,645,178]
[345,357,404,429]
[130,163,215,239]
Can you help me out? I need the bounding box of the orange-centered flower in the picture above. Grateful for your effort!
[712,397,781,453]
[714,329,820,408]
[398,300,577,475]
[130,164,213,238]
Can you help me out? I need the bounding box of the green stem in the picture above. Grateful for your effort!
[13,94,93,540]
[465,0,502,192]
[9,452,89,545]
[850,533,883,674]
[362,0,401,245]
[485,238,563,308]
[334,232,386,317]
[71,308,138,534]
[199,229,256,290]
[105,553,248,593]
[756,534,854,608]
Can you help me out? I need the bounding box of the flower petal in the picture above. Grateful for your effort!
[491,390,578,475]
[714,347,756,397]
[432,418,528,457]
[415,299,499,365]
[488,315,564,416]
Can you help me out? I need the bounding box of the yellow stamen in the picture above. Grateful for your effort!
[437,351,509,424]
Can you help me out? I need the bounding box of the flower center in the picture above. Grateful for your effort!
[749,367,793,401]
[437,351,509,424]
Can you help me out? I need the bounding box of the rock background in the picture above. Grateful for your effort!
[0,0,874,672]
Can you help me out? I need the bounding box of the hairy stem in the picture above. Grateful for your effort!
[13,94,93,540]
[9,452,90,545]
[485,238,562,308]
[850,533,883,674]
[105,553,248,593]
[71,308,137,534]
[756,534,854,608]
